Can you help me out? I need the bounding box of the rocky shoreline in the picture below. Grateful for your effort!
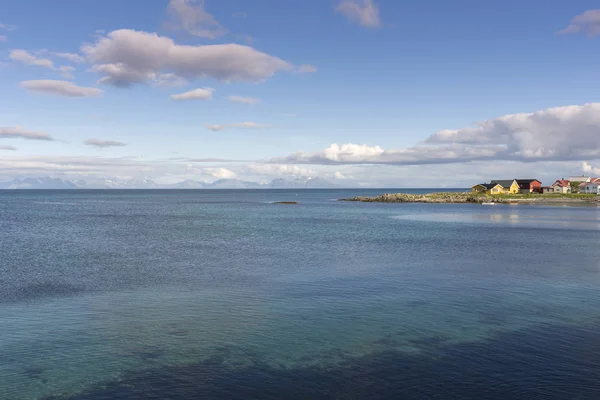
[341,192,600,205]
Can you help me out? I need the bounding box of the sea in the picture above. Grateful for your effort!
[1,189,600,399]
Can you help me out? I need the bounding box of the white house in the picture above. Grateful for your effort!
[579,181,600,194]
[551,180,571,194]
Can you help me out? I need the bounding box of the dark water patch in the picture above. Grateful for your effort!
[408,335,450,349]
[406,299,428,307]
[128,345,166,361]
[42,322,600,400]
[476,309,511,327]
[1,282,86,303]
[23,367,44,380]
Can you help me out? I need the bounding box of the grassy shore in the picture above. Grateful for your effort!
[341,192,600,204]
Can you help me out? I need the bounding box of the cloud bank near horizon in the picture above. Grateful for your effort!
[273,103,600,166]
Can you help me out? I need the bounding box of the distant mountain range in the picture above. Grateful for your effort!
[0,176,340,189]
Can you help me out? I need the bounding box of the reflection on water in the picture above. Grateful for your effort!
[395,206,600,230]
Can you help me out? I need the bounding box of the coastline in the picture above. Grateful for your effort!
[340,192,600,206]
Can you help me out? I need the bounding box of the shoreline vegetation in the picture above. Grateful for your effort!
[341,192,600,205]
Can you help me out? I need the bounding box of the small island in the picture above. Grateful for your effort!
[273,201,300,205]
[341,192,600,205]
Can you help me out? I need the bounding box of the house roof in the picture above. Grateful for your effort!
[553,180,570,187]
[491,180,516,188]
[568,175,591,182]
[580,181,600,186]
[515,179,541,188]
[473,183,499,189]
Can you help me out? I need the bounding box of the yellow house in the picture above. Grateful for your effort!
[472,180,519,195]
[471,183,504,194]
[491,180,520,194]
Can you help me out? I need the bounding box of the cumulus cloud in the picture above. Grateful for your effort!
[581,161,600,176]
[155,73,188,87]
[82,29,299,86]
[425,103,600,159]
[247,164,315,177]
[52,52,85,64]
[91,63,155,87]
[170,87,214,101]
[0,127,55,141]
[558,9,600,36]
[166,0,226,39]
[0,35,7,42]
[202,167,236,179]
[334,171,349,179]
[59,65,76,79]
[9,49,54,69]
[273,103,600,165]
[336,0,381,28]
[0,145,17,151]
[20,80,103,97]
[84,138,127,148]
[227,95,259,104]
[205,122,269,131]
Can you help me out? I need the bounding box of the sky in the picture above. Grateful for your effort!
[1,0,600,187]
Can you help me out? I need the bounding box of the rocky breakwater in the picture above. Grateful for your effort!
[341,192,495,203]
[341,192,600,205]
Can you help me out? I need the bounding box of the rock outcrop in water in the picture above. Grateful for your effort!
[342,193,488,203]
[341,192,600,204]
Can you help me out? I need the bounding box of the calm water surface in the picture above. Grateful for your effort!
[1,189,600,399]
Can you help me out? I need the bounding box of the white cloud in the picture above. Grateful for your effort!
[154,73,188,87]
[166,0,226,39]
[0,126,55,141]
[248,164,315,177]
[425,103,600,159]
[206,122,269,131]
[558,9,600,36]
[296,64,317,74]
[59,65,76,79]
[202,167,236,179]
[334,171,348,179]
[279,143,384,164]
[82,29,299,86]
[9,49,54,69]
[171,87,214,101]
[0,145,17,151]
[274,103,600,165]
[91,63,156,87]
[0,35,7,42]
[0,155,161,179]
[227,95,259,105]
[52,52,85,64]
[84,138,127,148]
[20,80,103,97]
[581,161,600,176]
[336,0,381,28]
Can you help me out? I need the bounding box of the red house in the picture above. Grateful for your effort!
[516,179,542,193]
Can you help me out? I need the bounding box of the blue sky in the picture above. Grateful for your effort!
[1,0,600,186]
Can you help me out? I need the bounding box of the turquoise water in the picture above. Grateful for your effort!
[1,189,600,399]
